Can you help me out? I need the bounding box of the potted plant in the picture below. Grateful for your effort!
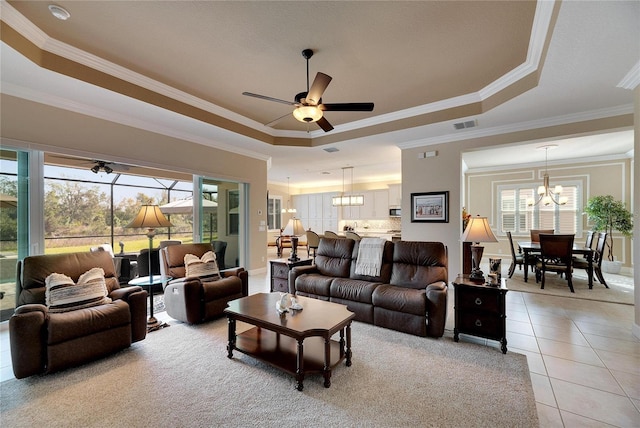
[583,195,633,273]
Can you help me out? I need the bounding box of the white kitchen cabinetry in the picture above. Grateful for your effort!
[359,190,389,220]
[292,192,339,233]
[388,184,401,207]
[292,194,309,219]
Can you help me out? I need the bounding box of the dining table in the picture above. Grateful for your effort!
[517,241,594,288]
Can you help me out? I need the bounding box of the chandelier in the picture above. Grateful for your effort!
[527,145,568,206]
[281,177,297,213]
[332,167,364,206]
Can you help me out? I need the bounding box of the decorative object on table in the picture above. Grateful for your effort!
[290,296,303,310]
[489,258,502,284]
[582,194,633,273]
[283,217,306,262]
[126,204,173,331]
[276,292,291,314]
[411,191,449,223]
[460,215,498,281]
[526,144,568,206]
[462,206,471,232]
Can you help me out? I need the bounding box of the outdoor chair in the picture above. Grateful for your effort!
[212,240,227,270]
[535,234,575,293]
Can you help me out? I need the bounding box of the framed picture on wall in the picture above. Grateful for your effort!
[411,191,449,223]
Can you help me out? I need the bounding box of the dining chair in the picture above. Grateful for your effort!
[506,231,525,278]
[530,229,554,242]
[345,231,362,241]
[324,230,341,238]
[306,230,320,259]
[573,232,608,288]
[535,234,575,293]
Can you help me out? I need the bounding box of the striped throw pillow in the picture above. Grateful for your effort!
[184,251,220,281]
[45,267,112,313]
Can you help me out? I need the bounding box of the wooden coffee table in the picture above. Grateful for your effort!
[224,292,355,391]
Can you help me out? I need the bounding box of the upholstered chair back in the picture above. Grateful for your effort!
[314,237,355,278]
[17,251,119,306]
[161,243,214,280]
[349,239,394,283]
[390,241,448,289]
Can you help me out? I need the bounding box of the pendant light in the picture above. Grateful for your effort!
[281,177,297,213]
[332,167,364,206]
[526,145,568,206]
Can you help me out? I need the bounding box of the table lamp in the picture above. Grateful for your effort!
[283,217,306,262]
[126,204,173,330]
[460,215,498,281]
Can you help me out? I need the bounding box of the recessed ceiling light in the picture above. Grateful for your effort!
[48,4,71,21]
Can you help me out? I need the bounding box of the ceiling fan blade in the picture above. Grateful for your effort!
[242,92,296,106]
[265,112,292,127]
[305,72,332,105]
[320,102,374,112]
[316,116,334,132]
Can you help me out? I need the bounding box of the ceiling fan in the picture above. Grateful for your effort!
[46,154,130,174]
[242,49,374,132]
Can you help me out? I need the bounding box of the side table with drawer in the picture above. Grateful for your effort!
[269,258,313,293]
[452,275,508,354]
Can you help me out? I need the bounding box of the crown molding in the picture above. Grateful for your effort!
[617,60,640,90]
[398,104,634,150]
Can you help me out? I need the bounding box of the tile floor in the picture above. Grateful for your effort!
[1,250,639,427]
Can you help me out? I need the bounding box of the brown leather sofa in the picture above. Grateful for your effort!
[160,243,248,324]
[289,238,448,337]
[10,251,148,379]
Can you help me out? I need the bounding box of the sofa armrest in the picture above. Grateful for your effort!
[109,286,148,343]
[164,278,205,324]
[288,265,319,294]
[10,304,47,379]
[221,267,249,296]
[425,281,448,338]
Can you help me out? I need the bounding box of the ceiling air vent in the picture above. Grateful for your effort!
[453,119,477,130]
[323,147,339,153]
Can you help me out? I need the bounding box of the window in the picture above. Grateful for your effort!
[267,195,282,231]
[498,183,580,236]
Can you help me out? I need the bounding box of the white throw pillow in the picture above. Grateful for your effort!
[184,251,220,281]
[45,267,112,313]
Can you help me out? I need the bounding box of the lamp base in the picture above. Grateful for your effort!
[288,236,300,262]
[469,244,485,282]
[468,269,485,281]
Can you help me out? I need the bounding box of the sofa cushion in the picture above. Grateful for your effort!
[390,241,448,290]
[47,299,130,344]
[185,251,220,280]
[330,278,381,304]
[295,273,334,298]
[372,284,427,316]
[314,238,354,278]
[45,268,112,313]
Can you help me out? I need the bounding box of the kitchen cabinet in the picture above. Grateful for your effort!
[292,194,309,219]
[388,184,401,207]
[359,190,389,220]
[293,192,339,233]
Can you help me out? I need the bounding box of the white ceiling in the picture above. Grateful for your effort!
[0,1,638,189]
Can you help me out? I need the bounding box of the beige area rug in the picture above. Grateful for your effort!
[505,267,634,305]
[1,318,538,427]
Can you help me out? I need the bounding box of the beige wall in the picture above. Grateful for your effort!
[401,114,634,283]
[1,95,269,272]
[465,159,632,267]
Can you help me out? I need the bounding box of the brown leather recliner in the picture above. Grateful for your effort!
[10,251,148,379]
[160,243,248,324]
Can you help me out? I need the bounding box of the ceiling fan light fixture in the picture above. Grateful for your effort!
[293,106,323,123]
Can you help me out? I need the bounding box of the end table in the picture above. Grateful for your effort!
[452,275,508,354]
[270,258,313,292]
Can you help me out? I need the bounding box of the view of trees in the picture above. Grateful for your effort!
[0,177,18,248]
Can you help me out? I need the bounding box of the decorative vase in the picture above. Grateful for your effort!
[601,260,622,274]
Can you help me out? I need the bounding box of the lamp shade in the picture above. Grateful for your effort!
[283,218,306,236]
[126,205,174,229]
[460,216,498,244]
